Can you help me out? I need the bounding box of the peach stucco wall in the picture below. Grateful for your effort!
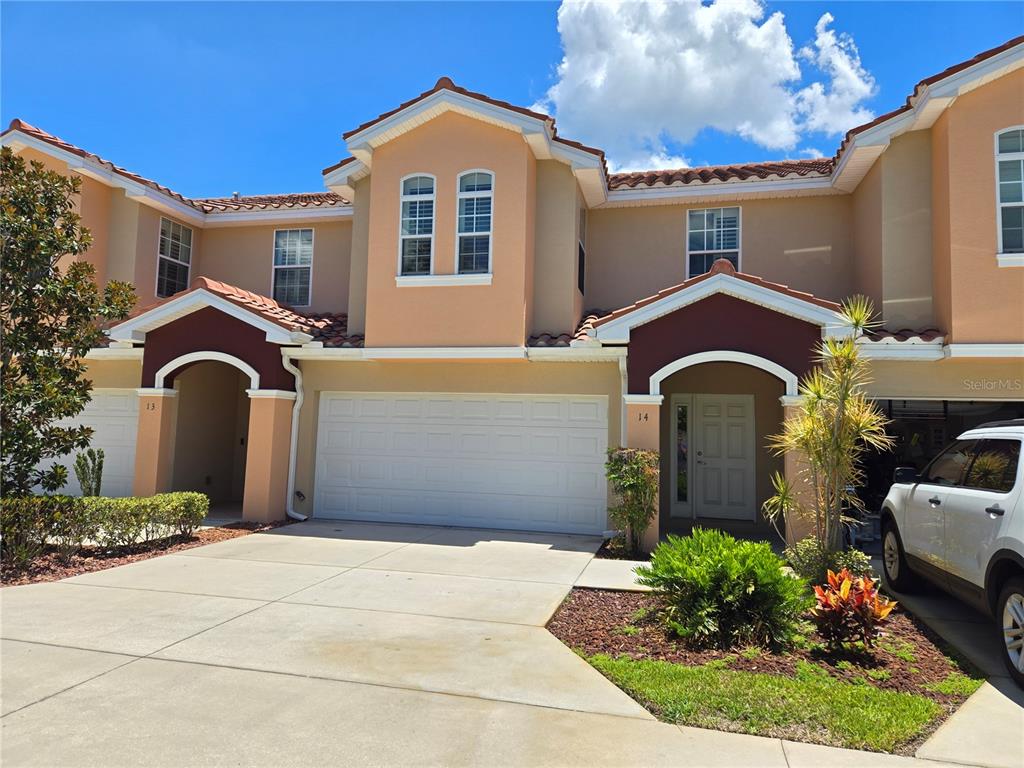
[532,160,581,336]
[933,69,1024,343]
[585,193,855,312]
[200,221,352,313]
[363,111,536,347]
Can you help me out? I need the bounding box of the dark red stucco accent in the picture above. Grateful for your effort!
[140,307,296,390]
[626,293,822,393]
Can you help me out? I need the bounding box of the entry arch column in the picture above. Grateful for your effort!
[622,394,663,552]
[242,389,297,524]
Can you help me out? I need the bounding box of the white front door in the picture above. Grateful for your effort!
[693,394,756,521]
[313,392,608,535]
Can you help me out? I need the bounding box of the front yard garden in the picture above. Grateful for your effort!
[548,529,983,754]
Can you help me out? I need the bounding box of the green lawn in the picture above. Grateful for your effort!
[589,654,944,752]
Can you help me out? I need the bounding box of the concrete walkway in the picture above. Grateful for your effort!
[0,520,1012,767]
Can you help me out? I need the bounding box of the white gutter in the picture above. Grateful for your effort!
[280,349,307,522]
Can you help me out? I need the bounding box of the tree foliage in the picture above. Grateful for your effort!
[762,296,893,551]
[1,146,135,496]
[606,447,659,554]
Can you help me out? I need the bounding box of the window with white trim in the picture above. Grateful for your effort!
[457,171,493,274]
[997,128,1024,255]
[157,217,192,298]
[273,228,313,306]
[400,175,434,276]
[686,207,739,277]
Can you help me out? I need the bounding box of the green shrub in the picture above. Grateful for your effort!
[73,448,104,497]
[785,537,873,584]
[1,496,62,567]
[606,448,659,555]
[636,528,813,649]
[154,492,208,537]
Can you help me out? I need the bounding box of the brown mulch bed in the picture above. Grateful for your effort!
[594,538,651,561]
[1,520,293,587]
[547,587,980,701]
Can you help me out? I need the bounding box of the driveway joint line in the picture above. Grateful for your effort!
[138,654,657,722]
[54,580,302,603]
[272,597,556,628]
[356,563,580,587]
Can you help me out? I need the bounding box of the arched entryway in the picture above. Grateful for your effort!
[656,360,786,539]
[169,360,251,516]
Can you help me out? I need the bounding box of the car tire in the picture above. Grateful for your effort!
[881,518,918,593]
[997,576,1024,687]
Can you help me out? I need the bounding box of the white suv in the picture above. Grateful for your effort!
[880,419,1024,685]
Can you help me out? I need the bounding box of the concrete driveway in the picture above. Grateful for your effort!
[0,521,961,767]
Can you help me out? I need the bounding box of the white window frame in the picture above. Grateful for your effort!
[397,173,436,277]
[456,169,494,276]
[271,228,315,307]
[685,206,742,279]
[156,217,193,298]
[995,127,1024,268]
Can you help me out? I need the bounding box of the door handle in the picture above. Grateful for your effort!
[928,497,941,506]
[986,506,1005,516]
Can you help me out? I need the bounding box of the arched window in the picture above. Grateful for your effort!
[457,170,493,274]
[399,175,435,276]
[996,128,1024,259]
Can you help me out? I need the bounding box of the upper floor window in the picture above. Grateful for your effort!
[400,175,435,276]
[687,207,739,277]
[273,228,313,306]
[157,217,192,298]
[457,171,493,274]
[997,128,1024,256]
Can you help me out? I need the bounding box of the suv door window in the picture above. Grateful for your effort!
[963,439,1021,493]
[922,440,978,486]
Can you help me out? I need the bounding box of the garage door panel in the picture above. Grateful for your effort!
[315,392,608,534]
[43,389,139,498]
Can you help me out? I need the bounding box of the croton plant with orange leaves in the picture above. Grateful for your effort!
[812,568,897,648]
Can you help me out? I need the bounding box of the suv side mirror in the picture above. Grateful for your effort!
[893,466,920,484]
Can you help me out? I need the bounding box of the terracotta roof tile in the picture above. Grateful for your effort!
[195,192,349,213]
[528,311,609,347]
[608,158,833,189]
[326,77,606,177]
[863,328,945,343]
[3,119,203,211]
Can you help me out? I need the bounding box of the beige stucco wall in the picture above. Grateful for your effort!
[866,358,1024,400]
[934,69,1024,343]
[171,362,248,503]
[363,112,536,347]
[346,176,372,335]
[200,221,352,313]
[81,358,142,389]
[289,359,622,518]
[586,194,855,311]
[880,131,934,329]
[658,362,785,525]
[853,159,884,311]
[931,111,954,337]
[532,160,580,335]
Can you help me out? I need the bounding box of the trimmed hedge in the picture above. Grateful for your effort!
[1,492,209,567]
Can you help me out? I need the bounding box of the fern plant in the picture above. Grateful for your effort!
[73,447,104,497]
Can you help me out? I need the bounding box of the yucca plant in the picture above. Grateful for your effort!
[762,296,894,552]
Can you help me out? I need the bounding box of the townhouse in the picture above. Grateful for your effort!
[4,36,1022,542]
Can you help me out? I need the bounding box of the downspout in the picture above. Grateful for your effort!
[281,349,307,521]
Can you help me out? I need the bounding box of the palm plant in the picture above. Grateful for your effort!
[762,296,894,551]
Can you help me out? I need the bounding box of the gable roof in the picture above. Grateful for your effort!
[608,158,833,190]
[591,259,843,343]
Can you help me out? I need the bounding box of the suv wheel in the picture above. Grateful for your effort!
[998,576,1024,686]
[881,519,918,593]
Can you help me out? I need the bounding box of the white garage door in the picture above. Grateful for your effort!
[314,392,608,534]
[47,389,139,497]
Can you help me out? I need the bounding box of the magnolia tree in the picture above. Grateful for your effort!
[1,147,134,496]
[762,296,894,552]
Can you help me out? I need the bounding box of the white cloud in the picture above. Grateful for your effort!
[535,0,876,171]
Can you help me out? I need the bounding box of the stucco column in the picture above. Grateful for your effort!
[623,395,662,553]
[132,388,179,496]
[242,390,296,524]
[780,396,816,546]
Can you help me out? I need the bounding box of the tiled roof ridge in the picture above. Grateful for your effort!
[608,158,833,189]
[194,191,350,213]
[590,258,840,331]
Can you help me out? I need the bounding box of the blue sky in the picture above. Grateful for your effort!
[2,2,1020,197]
